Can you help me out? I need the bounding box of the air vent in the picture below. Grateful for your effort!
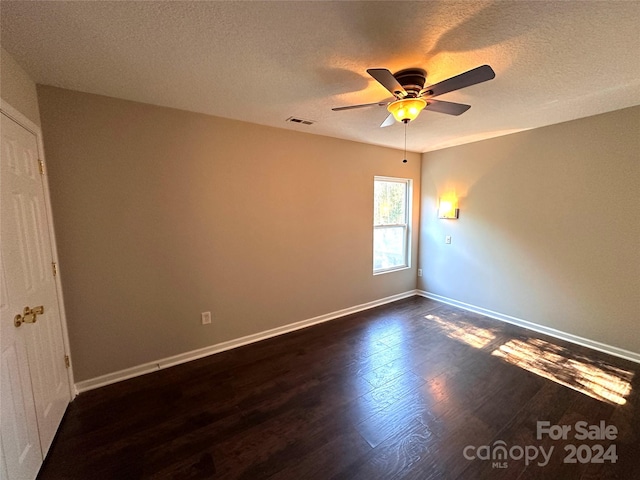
[286,117,315,126]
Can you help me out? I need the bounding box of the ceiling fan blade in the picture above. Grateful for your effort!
[424,99,471,116]
[422,65,495,98]
[380,113,395,128]
[367,69,407,98]
[332,100,390,111]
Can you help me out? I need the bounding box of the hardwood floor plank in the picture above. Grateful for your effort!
[332,419,442,480]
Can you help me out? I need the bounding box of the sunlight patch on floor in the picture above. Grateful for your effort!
[426,314,496,349]
[491,338,634,406]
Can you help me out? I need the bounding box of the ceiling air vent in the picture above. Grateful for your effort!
[286,116,315,126]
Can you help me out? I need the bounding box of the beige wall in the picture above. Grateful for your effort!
[37,86,421,381]
[418,106,640,354]
[0,47,41,126]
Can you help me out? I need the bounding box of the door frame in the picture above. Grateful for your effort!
[1,98,76,400]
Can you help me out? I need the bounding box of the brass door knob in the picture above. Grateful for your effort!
[14,305,44,328]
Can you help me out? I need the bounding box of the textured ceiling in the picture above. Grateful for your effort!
[1,1,639,153]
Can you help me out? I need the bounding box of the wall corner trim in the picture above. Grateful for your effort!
[416,290,640,364]
[75,289,419,393]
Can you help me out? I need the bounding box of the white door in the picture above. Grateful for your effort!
[1,111,71,480]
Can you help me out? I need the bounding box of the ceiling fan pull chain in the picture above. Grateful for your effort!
[403,121,408,164]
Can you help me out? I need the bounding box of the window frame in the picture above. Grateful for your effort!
[373,176,412,275]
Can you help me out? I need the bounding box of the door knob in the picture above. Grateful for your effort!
[14,305,44,328]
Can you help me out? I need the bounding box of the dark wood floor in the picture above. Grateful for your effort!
[38,296,640,479]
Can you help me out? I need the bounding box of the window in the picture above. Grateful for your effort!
[373,176,411,274]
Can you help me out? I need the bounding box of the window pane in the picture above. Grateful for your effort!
[373,226,406,270]
[374,181,406,225]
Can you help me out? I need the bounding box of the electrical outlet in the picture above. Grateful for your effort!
[445,235,452,244]
[418,269,423,277]
[201,311,212,325]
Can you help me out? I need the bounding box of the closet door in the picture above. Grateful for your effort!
[1,111,71,480]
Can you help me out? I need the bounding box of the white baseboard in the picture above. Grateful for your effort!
[417,290,640,364]
[75,290,418,393]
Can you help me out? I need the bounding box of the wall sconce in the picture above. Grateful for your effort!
[438,195,459,219]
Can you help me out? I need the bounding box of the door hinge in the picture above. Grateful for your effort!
[64,355,70,369]
[38,159,45,175]
[52,262,58,277]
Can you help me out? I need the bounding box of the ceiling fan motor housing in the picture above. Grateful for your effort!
[394,68,427,97]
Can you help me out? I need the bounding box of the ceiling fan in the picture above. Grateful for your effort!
[332,65,495,127]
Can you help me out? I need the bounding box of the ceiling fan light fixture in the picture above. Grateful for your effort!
[387,98,426,123]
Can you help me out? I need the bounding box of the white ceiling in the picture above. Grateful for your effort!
[1,1,639,153]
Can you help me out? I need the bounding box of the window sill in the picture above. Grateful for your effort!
[373,265,411,276]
